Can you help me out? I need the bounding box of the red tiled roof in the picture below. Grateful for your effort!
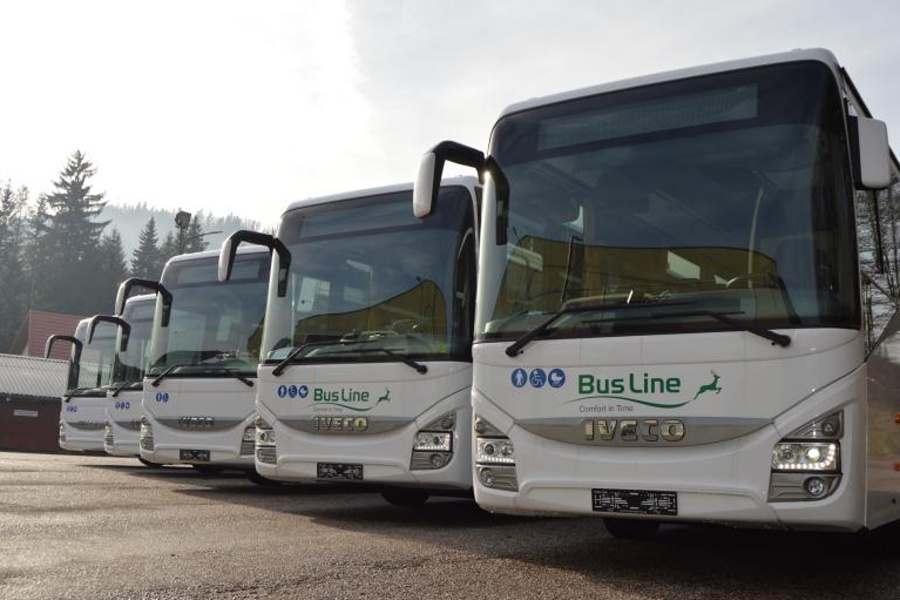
[11,310,86,360]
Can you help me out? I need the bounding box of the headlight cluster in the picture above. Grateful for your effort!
[104,422,114,446]
[255,415,276,465]
[410,413,455,471]
[240,425,256,456]
[474,416,518,492]
[139,416,154,451]
[768,410,843,502]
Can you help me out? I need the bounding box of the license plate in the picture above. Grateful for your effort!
[317,462,363,480]
[180,449,210,462]
[592,488,677,516]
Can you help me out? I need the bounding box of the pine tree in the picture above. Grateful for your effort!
[98,229,129,311]
[131,217,163,279]
[160,230,179,266]
[39,151,111,314]
[0,182,27,350]
[185,215,209,253]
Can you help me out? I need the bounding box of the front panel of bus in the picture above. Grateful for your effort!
[255,186,477,493]
[104,296,155,457]
[60,320,117,452]
[472,59,873,530]
[140,252,269,467]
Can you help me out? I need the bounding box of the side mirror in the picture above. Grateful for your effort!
[116,277,173,326]
[851,116,892,190]
[44,334,82,361]
[413,141,485,218]
[218,230,291,297]
[88,315,131,352]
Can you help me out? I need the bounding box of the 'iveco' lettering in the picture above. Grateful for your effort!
[584,418,685,443]
[312,416,369,432]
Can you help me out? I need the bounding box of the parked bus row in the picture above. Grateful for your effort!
[47,48,900,540]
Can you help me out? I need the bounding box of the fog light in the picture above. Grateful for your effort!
[480,467,495,486]
[429,453,450,468]
[805,477,827,498]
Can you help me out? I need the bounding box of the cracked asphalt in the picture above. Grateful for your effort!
[1,451,899,599]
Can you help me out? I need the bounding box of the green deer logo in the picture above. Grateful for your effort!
[377,389,391,405]
[692,370,722,400]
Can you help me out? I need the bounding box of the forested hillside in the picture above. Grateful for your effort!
[0,151,262,352]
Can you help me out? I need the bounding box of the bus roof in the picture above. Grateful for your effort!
[282,176,480,215]
[499,48,841,119]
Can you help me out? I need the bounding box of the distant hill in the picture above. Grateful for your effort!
[100,203,264,259]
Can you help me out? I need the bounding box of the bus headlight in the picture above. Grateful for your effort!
[410,412,454,471]
[139,417,154,451]
[474,416,518,491]
[240,425,256,456]
[413,432,452,452]
[255,416,276,464]
[768,410,843,502]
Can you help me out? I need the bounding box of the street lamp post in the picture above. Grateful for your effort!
[174,209,221,254]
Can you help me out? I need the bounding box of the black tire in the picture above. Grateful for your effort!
[245,469,283,486]
[191,464,225,475]
[137,457,163,468]
[602,518,660,540]
[381,489,430,506]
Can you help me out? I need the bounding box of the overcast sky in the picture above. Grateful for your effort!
[1,0,898,226]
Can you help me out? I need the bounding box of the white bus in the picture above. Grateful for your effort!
[414,48,900,537]
[118,249,271,476]
[219,180,479,504]
[87,293,157,460]
[47,318,117,452]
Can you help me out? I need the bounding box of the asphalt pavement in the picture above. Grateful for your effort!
[1,451,899,599]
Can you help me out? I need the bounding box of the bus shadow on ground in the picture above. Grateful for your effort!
[173,480,900,599]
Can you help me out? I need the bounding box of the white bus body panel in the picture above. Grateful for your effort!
[257,362,472,490]
[104,388,142,457]
[59,396,106,452]
[865,322,900,530]
[140,378,256,467]
[470,328,893,531]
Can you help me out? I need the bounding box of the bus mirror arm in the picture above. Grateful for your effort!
[116,277,170,326]
[218,230,292,297]
[44,335,82,360]
[87,315,132,352]
[413,141,485,218]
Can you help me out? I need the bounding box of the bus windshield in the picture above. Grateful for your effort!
[261,187,475,364]
[110,298,155,389]
[479,61,858,341]
[68,321,116,397]
[148,254,270,377]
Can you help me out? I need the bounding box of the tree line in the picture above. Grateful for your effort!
[0,151,251,352]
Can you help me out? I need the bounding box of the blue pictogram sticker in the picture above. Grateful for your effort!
[277,385,288,398]
[511,368,528,388]
[529,368,547,388]
[299,385,309,398]
[548,368,566,388]
[155,392,169,403]
[288,385,298,398]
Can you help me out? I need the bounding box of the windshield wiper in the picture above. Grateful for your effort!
[150,363,255,387]
[202,365,255,387]
[321,347,428,375]
[504,301,676,357]
[110,380,141,398]
[649,309,791,347]
[271,340,349,377]
[505,301,791,356]
[150,364,183,387]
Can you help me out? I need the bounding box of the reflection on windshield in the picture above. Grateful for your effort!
[148,255,270,376]
[111,301,154,387]
[68,322,116,396]
[480,61,857,340]
[263,188,475,363]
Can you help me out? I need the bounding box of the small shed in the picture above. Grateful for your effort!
[0,353,68,452]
